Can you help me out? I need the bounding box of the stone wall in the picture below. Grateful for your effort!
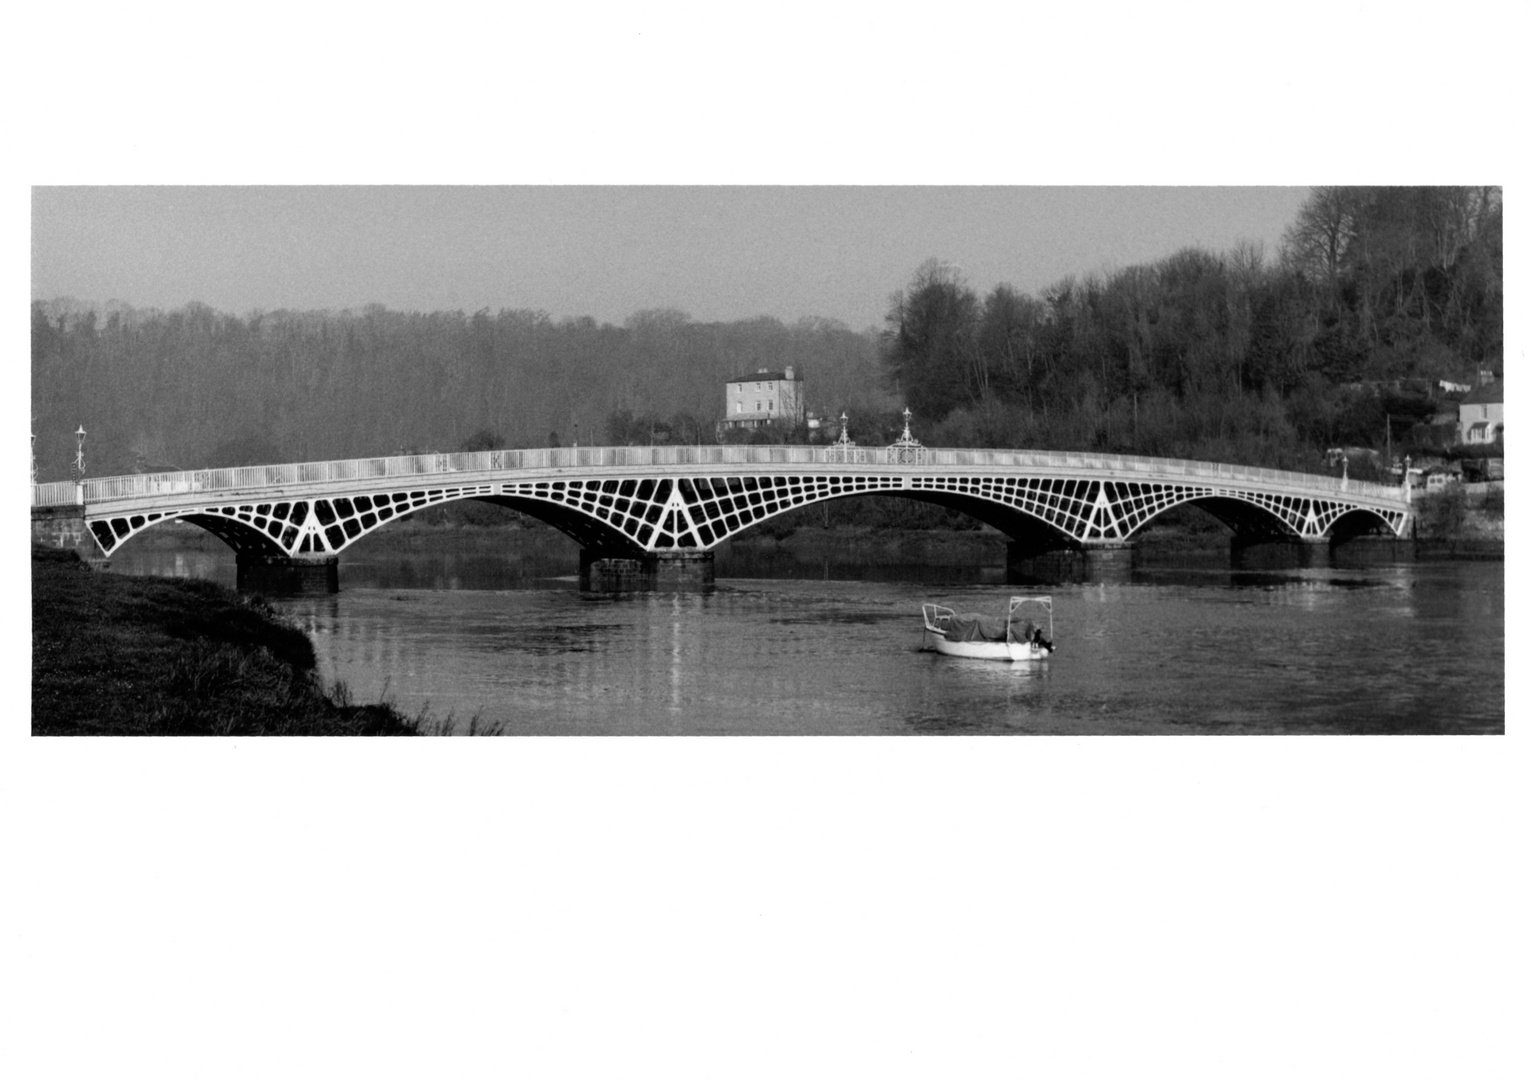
[31,505,101,560]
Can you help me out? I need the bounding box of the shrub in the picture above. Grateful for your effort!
[1412,489,1467,539]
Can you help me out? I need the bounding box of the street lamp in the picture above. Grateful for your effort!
[75,425,86,479]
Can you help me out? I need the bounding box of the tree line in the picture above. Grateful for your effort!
[30,303,892,481]
[881,186,1501,479]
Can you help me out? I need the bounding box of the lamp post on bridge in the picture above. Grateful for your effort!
[74,425,87,500]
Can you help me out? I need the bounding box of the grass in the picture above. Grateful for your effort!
[31,546,421,735]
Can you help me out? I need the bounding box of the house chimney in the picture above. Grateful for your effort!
[785,365,794,380]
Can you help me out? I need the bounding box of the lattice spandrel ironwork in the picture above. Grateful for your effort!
[77,459,1410,557]
[85,483,497,557]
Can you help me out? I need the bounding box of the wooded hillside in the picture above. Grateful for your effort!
[883,186,1501,476]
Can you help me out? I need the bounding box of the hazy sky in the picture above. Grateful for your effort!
[32,186,1309,331]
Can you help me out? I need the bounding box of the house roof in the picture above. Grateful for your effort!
[727,370,798,384]
[1462,383,1504,405]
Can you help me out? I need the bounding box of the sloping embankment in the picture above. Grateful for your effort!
[31,547,419,735]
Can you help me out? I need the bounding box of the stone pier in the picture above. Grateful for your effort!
[1007,541,1135,585]
[579,550,715,593]
[235,553,340,594]
[1229,537,1332,571]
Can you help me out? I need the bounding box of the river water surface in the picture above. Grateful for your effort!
[109,535,1504,734]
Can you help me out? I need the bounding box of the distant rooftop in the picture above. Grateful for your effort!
[1462,383,1504,405]
[727,368,799,384]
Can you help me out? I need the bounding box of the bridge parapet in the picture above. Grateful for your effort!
[36,444,1403,509]
[32,481,82,507]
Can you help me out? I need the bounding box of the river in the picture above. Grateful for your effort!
[106,530,1504,734]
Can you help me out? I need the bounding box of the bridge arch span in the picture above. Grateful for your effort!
[85,482,511,559]
[1125,491,1402,543]
[66,440,1414,578]
[492,471,1402,551]
[80,466,1408,562]
[88,506,292,558]
[901,474,1404,545]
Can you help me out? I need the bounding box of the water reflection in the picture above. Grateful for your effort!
[105,528,1446,596]
[99,531,1502,735]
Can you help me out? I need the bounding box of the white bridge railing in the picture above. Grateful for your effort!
[32,444,1404,507]
[31,481,82,507]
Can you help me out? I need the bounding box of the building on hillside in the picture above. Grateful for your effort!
[1424,466,1462,493]
[718,366,805,432]
[1458,382,1503,445]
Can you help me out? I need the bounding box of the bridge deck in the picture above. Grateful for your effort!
[37,444,1405,512]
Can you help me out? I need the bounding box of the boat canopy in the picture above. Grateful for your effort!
[943,614,1012,643]
[941,614,1047,645]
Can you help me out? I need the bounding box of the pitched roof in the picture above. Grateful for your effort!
[1462,383,1504,405]
[727,370,797,384]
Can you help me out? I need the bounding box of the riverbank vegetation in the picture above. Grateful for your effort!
[31,546,424,735]
[1410,485,1504,542]
[32,187,1500,488]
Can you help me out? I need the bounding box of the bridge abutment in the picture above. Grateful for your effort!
[579,550,715,593]
[31,505,108,567]
[236,553,340,594]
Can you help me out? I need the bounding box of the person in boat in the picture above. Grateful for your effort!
[1016,617,1053,651]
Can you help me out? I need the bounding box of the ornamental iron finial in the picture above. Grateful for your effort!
[887,407,927,464]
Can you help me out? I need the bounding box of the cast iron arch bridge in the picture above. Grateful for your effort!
[36,441,1411,578]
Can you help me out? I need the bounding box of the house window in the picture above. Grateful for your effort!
[768,400,773,411]
[755,401,762,412]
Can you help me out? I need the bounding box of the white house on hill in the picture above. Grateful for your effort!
[1458,382,1503,445]
[720,366,805,431]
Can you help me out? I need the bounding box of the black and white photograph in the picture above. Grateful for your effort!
[9,6,1522,1079]
[28,184,1504,734]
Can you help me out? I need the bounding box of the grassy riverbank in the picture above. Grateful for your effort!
[31,546,421,735]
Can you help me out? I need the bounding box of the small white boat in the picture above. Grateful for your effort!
[921,595,1055,662]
